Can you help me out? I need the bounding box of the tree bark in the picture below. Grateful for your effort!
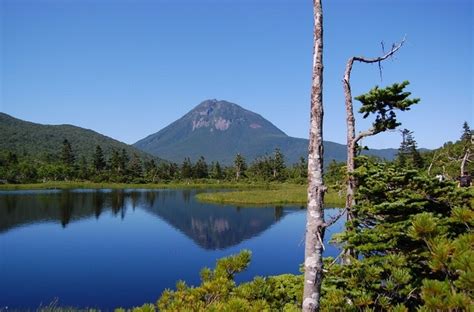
[460,149,470,176]
[303,0,325,311]
[427,151,439,176]
[343,57,357,259]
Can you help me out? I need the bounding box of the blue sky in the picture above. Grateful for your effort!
[1,0,472,149]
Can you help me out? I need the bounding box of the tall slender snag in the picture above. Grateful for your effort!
[342,39,405,261]
[303,0,325,311]
[460,149,470,176]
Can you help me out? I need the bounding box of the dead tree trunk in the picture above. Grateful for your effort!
[460,149,470,176]
[427,151,439,176]
[303,0,325,311]
[342,39,405,263]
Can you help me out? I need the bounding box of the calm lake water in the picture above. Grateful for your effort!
[0,189,343,309]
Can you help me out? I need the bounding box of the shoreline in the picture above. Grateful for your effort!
[0,181,346,206]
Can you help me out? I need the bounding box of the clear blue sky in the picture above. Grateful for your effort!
[1,0,472,149]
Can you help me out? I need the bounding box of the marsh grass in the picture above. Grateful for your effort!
[0,181,345,206]
[0,181,264,191]
[196,184,345,207]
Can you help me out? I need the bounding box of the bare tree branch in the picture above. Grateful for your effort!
[352,37,405,64]
[323,208,347,228]
[354,128,378,145]
[427,151,439,175]
[324,250,345,271]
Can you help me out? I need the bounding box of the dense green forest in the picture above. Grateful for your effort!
[1,123,471,187]
[0,112,158,164]
[0,142,306,184]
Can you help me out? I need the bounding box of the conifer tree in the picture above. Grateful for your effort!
[460,121,471,142]
[397,129,423,168]
[344,81,420,260]
[234,153,247,180]
[298,156,307,179]
[93,145,106,172]
[128,153,143,179]
[324,160,345,191]
[210,161,223,180]
[272,148,286,180]
[78,155,89,180]
[193,156,208,179]
[120,149,129,174]
[144,159,158,182]
[168,162,179,180]
[61,139,75,167]
[324,157,473,310]
[247,156,273,181]
[110,150,121,174]
[181,158,193,179]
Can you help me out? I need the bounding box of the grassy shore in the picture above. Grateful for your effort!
[0,181,345,206]
[0,181,262,191]
[196,184,345,207]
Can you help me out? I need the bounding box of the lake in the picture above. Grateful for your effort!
[0,189,344,309]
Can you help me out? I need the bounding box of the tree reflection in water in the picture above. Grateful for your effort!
[0,189,301,250]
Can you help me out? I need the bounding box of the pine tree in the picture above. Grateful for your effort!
[168,162,179,180]
[181,158,193,179]
[289,157,307,182]
[61,139,75,167]
[93,145,106,172]
[397,129,423,168]
[78,156,89,180]
[120,149,129,174]
[324,160,345,190]
[344,81,420,261]
[128,153,143,179]
[271,148,286,180]
[110,150,121,173]
[247,156,272,181]
[234,153,247,180]
[144,159,158,182]
[324,157,473,310]
[460,121,471,142]
[210,161,223,180]
[193,156,208,179]
[298,157,307,179]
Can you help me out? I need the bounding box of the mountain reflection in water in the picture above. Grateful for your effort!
[0,189,301,250]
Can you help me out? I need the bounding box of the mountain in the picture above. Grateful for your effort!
[0,112,159,162]
[134,99,398,165]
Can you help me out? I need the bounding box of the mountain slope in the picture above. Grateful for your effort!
[0,113,159,162]
[134,99,398,164]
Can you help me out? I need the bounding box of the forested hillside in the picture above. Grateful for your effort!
[0,113,156,162]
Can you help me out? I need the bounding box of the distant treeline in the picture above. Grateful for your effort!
[1,122,472,185]
[0,140,309,184]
